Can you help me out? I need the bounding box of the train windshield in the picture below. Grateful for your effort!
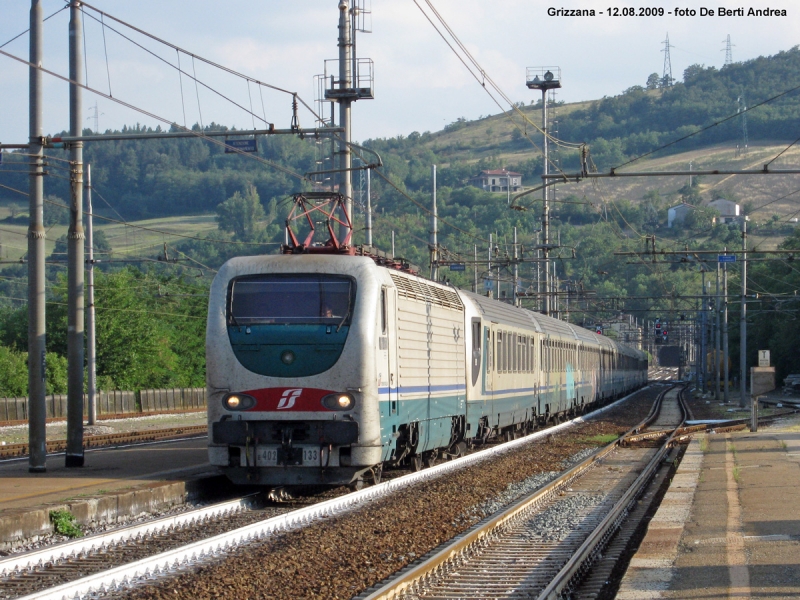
[228,275,354,326]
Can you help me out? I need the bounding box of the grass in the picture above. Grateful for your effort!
[780,440,788,450]
[699,436,709,453]
[733,465,741,483]
[0,213,217,261]
[49,509,83,538]
[581,433,619,445]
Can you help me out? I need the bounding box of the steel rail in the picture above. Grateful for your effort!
[538,387,688,599]
[0,425,208,459]
[0,494,261,577]
[12,389,649,600]
[360,385,672,600]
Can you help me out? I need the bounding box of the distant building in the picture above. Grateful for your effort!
[708,198,740,224]
[667,202,696,228]
[470,169,522,193]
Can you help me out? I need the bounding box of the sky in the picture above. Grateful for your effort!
[0,1,798,145]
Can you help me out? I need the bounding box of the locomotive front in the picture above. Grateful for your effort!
[206,255,382,486]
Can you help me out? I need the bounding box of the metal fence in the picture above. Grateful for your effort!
[0,388,206,421]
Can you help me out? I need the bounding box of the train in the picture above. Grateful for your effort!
[206,254,648,488]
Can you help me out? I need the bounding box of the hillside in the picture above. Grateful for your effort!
[3,46,800,392]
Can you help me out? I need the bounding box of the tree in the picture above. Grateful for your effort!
[52,229,112,259]
[7,203,21,219]
[215,184,266,240]
[43,195,69,226]
[646,73,660,89]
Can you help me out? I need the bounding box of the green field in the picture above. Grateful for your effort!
[0,213,218,261]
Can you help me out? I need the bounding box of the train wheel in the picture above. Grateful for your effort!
[349,477,365,492]
[370,464,383,485]
[423,451,438,468]
[451,441,467,459]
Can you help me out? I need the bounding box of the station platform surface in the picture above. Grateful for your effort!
[619,415,800,599]
[0,434,216,548]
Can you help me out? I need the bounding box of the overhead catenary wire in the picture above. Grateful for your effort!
[417,0,582,152]
[411,0,579,181]
[612,81,800,171]
[0,5,68,49]
[78,2,324,122]
[0,47,309,182]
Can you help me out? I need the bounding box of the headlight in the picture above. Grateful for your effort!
[321,393,355,411]
[223,393,256,411]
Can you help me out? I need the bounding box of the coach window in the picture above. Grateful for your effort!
[380,288,387,334]
[471,319,481,386]
[522,336,527,373]
[497,331,503,373]
[489,330,494,372]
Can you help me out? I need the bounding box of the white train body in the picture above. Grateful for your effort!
[206,254,648,486]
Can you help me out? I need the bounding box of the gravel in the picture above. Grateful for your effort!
[519,493,606,542]
[113,388,658,600]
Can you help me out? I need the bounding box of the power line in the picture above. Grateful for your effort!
[613,81,800,170]
[0,5,68,49]
[79,8,274,129]
[0,48,310,182]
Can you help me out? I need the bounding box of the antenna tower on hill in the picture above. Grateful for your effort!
[723,34,734,66]
[661,33,674,86]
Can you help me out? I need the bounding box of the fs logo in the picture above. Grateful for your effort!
[276,388,303,410]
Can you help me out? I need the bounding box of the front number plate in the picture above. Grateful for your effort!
[242,446,328,467]
[302,447,320,464]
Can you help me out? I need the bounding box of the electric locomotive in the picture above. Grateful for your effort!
[206,252,647,488]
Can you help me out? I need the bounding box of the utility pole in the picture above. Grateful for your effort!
[86,165,97,426]
[661,33,674,86]
[430,165,438,280]
[337,1,353,219]
[526,67,561,315]
[364,166,372,246]
[715,261,721,401]
[66,0,85,468]
[28,0,47,473]
[536,229,541,312]
[488,234,493,298]
[473,245,477,293]
[700,268,706,393]
[740,217,748,407]
[722,34,734,66]
[723,254,730,404]
[324,1,371,239]
[513,227,519,307]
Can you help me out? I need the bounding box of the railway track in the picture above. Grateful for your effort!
[0,426,208,459]
[358,385,688,600]
[0,494,287,600]
[0,390,648,600]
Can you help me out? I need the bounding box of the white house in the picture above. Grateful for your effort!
[469,169,522,193]
[667,202,696,228]
[708,198,740,224]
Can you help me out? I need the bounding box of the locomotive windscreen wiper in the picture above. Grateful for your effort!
[336,308,350,333]
[336,286,352,332]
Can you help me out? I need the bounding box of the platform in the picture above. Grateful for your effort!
[0,435,219,550]
[618,414,800,599]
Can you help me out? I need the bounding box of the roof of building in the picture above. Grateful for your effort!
[668,202,696,211]
[477,169,522,177]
